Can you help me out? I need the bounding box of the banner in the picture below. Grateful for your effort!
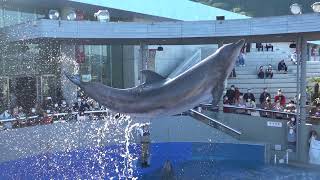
[309,137,320,165]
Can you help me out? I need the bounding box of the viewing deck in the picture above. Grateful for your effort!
[3,13,320,44]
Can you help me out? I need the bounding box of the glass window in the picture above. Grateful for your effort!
[4,7,20,26]
[20,8,36,22]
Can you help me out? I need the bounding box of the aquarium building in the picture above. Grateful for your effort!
[0,0,247,109]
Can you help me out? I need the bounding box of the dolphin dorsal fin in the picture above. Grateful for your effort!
[141,70,165,84]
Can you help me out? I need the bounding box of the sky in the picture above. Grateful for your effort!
[69,0,248,21]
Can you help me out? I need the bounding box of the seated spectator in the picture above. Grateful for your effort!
[245,99,256,115]
[287,117,296,152]
[223,96,230,105]
[265,64,273,78]
[235,95,246,114]
[17,106,26,119]
[229,67,236,78]
[284,100,297,119]
[261,97,273,117]
[278,60,288,73]
[284,100,296,113]
[274,89,286,106]
[60,100,69,113]
[259,87,271,105]
[273,100,284,119]
[226,85,236,105]
[257,66,265,79]
[238,52,245,66]
[41,111,53,125]
[0,109,12,120]
[243,88,255,102]
[256,43,264,51]
[234,87,241,104]
[265,43,273,51]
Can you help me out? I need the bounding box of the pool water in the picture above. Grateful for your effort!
[0,142,319,179]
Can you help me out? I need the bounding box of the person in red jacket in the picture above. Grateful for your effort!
[274,89,286,106]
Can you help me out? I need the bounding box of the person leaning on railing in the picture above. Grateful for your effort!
[261,97,273,117]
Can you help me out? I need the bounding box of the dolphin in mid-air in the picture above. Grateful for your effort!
[66,39,244,118]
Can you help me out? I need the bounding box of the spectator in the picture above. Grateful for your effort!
[223,96,231,105]
[238,52,245,66]
[245,99,256,115]
[287,117,296,152]
[256,43,263,51]
[229,67,236,78]
[226,85,236,104]
[243,88,255,102]
[261,97,273,117]
[290,51,297,65]
[309,130,320,165]
[273,100,284,119]
[265,64,273,78]
[42,111,53,125]
[265,43,273,51]
[235,95,246,114]
[234,87,241,104]
[274,89,286,106]
[284,100,297,119]
[259,88,271,105]
[60,100,69,113]
[257,66,265,79]
[313,83,319,102]
[278,60,288,73]
[0,109,12,120]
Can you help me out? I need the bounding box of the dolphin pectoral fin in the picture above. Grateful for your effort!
[64,72,81,86]
[211,83,225,107]
[141,70,166,84]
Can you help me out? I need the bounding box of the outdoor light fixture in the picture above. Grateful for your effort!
[290,3,302,15]
[66,10,77,21]
[94,10,110,22]
[311,2,320,13]
[48,9,60,20]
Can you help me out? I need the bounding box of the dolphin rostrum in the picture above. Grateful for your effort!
[66,40,245,117]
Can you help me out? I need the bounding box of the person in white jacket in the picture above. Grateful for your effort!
[309,130,320,165]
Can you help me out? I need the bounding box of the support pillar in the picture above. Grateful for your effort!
[139,44,148,84]
[296,36,309,163]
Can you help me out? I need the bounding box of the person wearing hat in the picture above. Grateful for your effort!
[274,89,286,107]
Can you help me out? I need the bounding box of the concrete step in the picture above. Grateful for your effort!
[228,78,297,84]
[234,74,296,79]
[233,83,297,89]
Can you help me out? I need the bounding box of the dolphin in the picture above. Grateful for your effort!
[65,39,245,118]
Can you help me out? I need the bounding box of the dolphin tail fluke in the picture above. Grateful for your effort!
[64,71,81,86]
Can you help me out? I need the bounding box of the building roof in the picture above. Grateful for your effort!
[69,0,248,21]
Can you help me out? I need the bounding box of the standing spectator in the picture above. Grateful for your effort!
[226,85,236,104]
[274,89,286,106]
[313,83,319,102]
[238,52,245,66]
[245,43,251,53]
[265,64,274,78]
[243,88,255,102]
[287,117,296,152]
[257,66,265,79]
[309,130,320,165]
[291,51,297,65]
[278,60,288,73]
[265,43,274,51]
[229,67,237,78]
[259,88,271,105]
[256,43,263,51]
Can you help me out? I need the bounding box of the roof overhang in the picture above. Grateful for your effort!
[2,13,320,45]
